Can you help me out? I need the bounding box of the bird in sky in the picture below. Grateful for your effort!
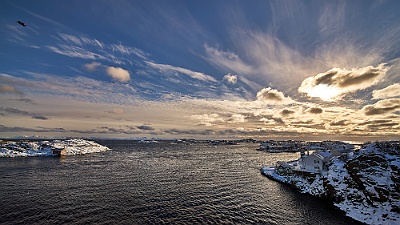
[17,20,27,27]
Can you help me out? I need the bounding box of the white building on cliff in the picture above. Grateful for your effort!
[297,150,334,173]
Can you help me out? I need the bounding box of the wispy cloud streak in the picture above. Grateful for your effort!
[146,61,217,82]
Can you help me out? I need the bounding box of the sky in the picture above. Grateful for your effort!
[1,0,400,141]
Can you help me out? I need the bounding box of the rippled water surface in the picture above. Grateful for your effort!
[0,141,363,224]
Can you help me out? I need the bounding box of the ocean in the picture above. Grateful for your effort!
[0,140,364,224]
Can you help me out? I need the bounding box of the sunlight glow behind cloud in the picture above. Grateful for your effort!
[298,64,388,101]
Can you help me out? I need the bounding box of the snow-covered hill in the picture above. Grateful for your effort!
[0,139,110,157]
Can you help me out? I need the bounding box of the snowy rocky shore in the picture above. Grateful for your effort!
[0,139,110,157]
[261,142,399,225]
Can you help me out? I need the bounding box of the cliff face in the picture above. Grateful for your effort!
[288,143,399,225]
[345,152,398,206]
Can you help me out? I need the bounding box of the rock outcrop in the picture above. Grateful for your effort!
[265,142,400,224]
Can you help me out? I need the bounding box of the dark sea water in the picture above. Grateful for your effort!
[0,140,364,225]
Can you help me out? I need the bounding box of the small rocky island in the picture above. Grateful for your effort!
[261,141,400,224]
[0,139,110,157]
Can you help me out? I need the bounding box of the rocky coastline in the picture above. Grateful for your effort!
[261,142,399,225]
[0,139,110,157]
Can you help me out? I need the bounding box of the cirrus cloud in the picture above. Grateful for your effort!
[146,61,217,82]
[203,44,253,75]
[298,64,388,101]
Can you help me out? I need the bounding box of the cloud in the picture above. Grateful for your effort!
[110,44,148,60]
[203,26,389,95]
[0,125,41,133]
[222,73,238,84]
[203,33,321,91]
[2,72,145,109]
[47,33,150,65]
[298,64,388,101]
[0,107,30,116]
[367,122,399,130]
[280,109,295,117]
[357,119,399,131]
[6,24,28,42]
[191,113,225,126]
[136,125,155,131]
[0,124,151,135]
[307,107,323,114]
[330,120,348,126]
[106,67,130,82]
[0,107,48,120]
[0,73,39,92]
[11,98,35,104]
[256,87,293,104]
[47,45,103,60]
[372,83,400,100]
[20,7,69,30]
[31,115,49,120]
[105,108,124,114]
[97,126,142,135]
[228,114,246,123]
[164,128,215,136]
[84,62,102,72]
[85,62,133,84]
[146,61,217,82]
[58,33,104,49]
[362,98,400,116]
[259,117,275,125]
[0,84,22,95]
[81,127,137,135]
[58,33,83,45]
[204,44,253,75]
